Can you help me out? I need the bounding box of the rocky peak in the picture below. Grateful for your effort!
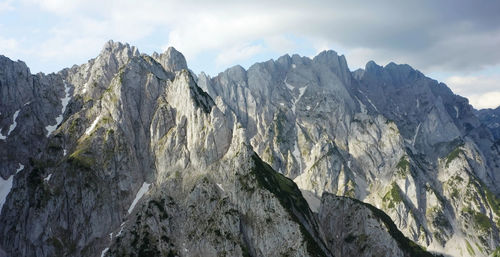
[100,40,140,59]
[152,46,188,74]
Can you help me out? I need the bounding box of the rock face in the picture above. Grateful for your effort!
[198,53,500,256]
[476,106,500,141]
[0,40,496,257]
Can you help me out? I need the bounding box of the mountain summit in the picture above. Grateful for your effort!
[0,41,498,257]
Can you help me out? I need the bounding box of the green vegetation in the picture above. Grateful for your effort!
[273,111,288,144]
[462,207,492,232]
[383,182,403,208]
[445,146,463,168]
[345,180,356,198]
[485,187,500,217]
[396,156,410,176]
[344,196,435,257]
[68,140,95,170]
[250,154,326,257]
[492,246,500,257]
[465,239,475,256]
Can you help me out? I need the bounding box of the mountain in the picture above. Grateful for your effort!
[0,40,498,257]
[197,51,500,256]
[476,106,500,141]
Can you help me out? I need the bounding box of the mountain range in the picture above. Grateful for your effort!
[0,40,499,257]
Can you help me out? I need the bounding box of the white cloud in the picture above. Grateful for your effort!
[468,92,500,109]
[215,43,264,68]
[0,36,19,57]
[445,75,500,109]
[264,35,296,53]
[0,0,14,13]
[2,0,500,81]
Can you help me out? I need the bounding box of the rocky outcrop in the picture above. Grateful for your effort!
[476,106,500,141]
[197,51,500,256]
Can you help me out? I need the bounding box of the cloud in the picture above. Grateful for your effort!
[215,43,264,68]
[468,92,500,110]
[445,74,500,109]
[0,36,19,57]
[0,0,14,13]
[1,0,500,80]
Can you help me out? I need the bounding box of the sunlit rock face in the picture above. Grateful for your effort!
[198,51,500,256]
[0,41,498,257]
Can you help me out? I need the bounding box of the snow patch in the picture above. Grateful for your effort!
[292,64,296,69]
[285,76,307,113]
[100,247,109,257]
[127,182,151,214]
[46,81,72,137]
[85,115,102,135]
[7,109,20,136]
[16,163,24,173]
[217,183,224,192]
[454,106,459,119]
[63,149,67,156]
[43,174,52,182]
[292,134,303,172]
[416,98,420,109]
[412,123,421,147]
[355,96,367,114]
[116,222,126,237]
[358,90,379,112]
[1,109,20,140]
[0,174,13,212]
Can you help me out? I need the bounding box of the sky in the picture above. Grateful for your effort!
[1,0,499,109]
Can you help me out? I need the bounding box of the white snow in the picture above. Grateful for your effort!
[358,90,379,112]
[284,76,307,113]
[7,109,20,136]
[63,149,67,156]
[217,183,224,192]
[82,82,88,94]
[416,98,420,109]
[116,222,126,237]
[43,174,52,182]
[285,80,294,92]
[46,81,72,137]
[292,135,303,172]
[0,174,13,212]
[355,96,367,113]
[100,247,109,257]
[1,109,21,140]
[454,106,459,119]
[16,163,24,174]
[292,64,296,69]
[127,182,151,214]
[298,86,306,99]
[85,115,101,135]
[412,123,421,147]
[306,106,311,110]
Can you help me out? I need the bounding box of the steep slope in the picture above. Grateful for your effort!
[197,52,500,256]
[476,106,500,141]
